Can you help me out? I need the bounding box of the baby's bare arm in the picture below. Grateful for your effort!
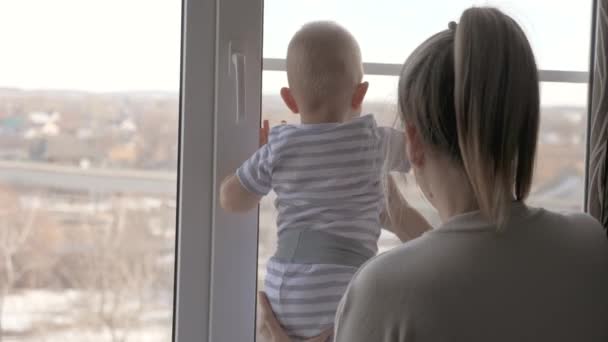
[219,174,262,212]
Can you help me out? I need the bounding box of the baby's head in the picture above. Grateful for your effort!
[281,21,368,123]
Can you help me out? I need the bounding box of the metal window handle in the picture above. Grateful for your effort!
[231,50,246,123]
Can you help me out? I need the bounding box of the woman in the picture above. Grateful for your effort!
[260,6,608,342]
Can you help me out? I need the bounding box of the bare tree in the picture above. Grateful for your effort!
[0,188,56,342]
[73,195,161,342]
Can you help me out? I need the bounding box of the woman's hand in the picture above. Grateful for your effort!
[257,292,333,342]
[381,174,432,241]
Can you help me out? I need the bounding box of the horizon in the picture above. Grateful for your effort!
[0,86,589,109]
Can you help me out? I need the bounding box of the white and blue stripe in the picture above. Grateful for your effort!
[237,114,409,340]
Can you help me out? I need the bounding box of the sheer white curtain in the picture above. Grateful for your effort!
[587,0,608,235]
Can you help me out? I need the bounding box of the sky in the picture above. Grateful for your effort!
[0,0,594,105]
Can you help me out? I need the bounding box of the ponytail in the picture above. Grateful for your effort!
[453,7,540,227]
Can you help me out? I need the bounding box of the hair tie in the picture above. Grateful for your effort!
[448,21,457,30]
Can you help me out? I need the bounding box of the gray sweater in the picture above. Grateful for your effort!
[334,203,608,341]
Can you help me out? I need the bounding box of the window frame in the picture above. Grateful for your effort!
[174,0,263,341]
[584,0,600,210]
[263,57,589,83]
[172,0,216,340]
[174,1,598,341]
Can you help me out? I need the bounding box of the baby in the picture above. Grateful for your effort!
[220,21,414,340]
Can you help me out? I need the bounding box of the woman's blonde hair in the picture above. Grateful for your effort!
[398,7,539,227]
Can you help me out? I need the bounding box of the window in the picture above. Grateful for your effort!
[0,1,181,341]
[263,0,592,70]
[258,0,592,304]
[15,1,585,340]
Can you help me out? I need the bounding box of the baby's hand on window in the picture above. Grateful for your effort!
[260,120,270,146]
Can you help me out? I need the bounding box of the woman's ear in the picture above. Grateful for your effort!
[351,81,369,110]
[405,122,425,168]
[280,87,299,114]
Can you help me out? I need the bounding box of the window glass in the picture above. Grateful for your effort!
[0,1,180,341]
[264,0,592,71]
[258,0,591,330]
[260,75,588,281]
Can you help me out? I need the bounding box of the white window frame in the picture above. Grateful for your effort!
[174,0,263,341]
[173,0,216,340]
[263,57,589,83]
[173,1,594,341]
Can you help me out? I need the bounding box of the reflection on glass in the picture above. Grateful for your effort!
[0,1,180,341]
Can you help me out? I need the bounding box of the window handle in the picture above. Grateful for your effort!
[230,43,246,124]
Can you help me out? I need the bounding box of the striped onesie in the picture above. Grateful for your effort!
[237,114,409,340]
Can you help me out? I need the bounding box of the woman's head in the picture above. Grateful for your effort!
[398,7,539,226]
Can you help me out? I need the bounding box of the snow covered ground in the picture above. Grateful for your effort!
[2,290,172,342]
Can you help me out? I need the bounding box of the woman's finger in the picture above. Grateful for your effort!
[306,328,333,342]
[258,291,281,331]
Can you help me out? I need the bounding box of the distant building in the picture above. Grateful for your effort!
[29,111,60,125]
[118,118,137,133]
[530,167,584,211]
[76,127,93,140]
[0,135,28,160]
[41,122,60,136]
[42,135,103,165]
[108,141,138,165]
[26,111,62,137]
[0,115,26,135]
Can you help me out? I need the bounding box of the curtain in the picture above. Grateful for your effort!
[587,0,608,235]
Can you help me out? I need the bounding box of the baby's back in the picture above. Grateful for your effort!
[267,114,406,252]
[246,114,407,340]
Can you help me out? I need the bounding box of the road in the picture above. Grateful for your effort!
[0,160,582,212]
[0,160,177,195]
